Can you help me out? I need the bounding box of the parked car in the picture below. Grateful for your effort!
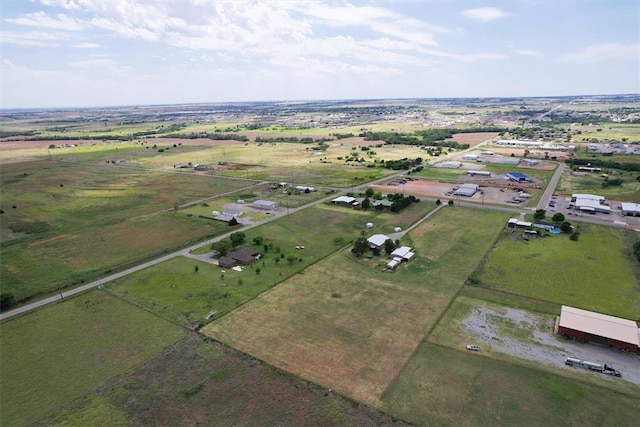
[466,344,480,351]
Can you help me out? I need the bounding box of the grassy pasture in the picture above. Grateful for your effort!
[381,343,640,427]
[476,224,640,320]
[0,291,185,427]
[557,169,640,202]
[0,160,252,302]
[202,207,509,406]
[44,334,404,427]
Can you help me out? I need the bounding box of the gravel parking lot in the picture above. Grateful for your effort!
[461,306,640,386]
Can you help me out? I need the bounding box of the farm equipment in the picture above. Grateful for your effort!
[564,357,622,377]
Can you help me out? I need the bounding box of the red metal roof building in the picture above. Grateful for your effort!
[554,305,639,352]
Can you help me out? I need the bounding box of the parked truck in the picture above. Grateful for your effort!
[564,357,622,377]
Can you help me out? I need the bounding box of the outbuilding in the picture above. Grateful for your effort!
[252,200,278,210]
[332,196,358,206]
[554,305,639,353]
[453,183,478,197]
[506,171,532,182]
[367,234,390,249]
[389,246,415,261]
[620,202,640,217]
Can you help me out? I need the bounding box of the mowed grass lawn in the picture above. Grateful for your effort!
[477,224,640,319]
[202,207,509,407]
[381,343,640,427]
[0,291,185,426]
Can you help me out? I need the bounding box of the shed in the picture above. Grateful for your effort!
[332,196,357,206]
[390,246,415,261]
[365,222,374,229]
[554,305,639,352]
[620,202,640,217]
[387,259,400,269]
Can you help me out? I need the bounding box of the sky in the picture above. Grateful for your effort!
[0,0,638,108]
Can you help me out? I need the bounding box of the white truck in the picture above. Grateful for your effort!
[564,357,622,377]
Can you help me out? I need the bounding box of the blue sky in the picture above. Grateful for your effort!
[0,0,638,108]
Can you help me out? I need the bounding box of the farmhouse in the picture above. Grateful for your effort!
[389,246,415,262]
[367,234,390,250]
[506,171,532,182]
[453,183,478,197]
[620,202,640,217]
[218,247,262,268]
[372,199,393,208]
[554,305,640,353]
[252,200,278,210]
[332,196,358,206]
[507,218,532,228]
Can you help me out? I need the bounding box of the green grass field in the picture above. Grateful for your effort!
[477,224,640,320]
[557,169,640,202]
[381,343,640,427]
[0,291,185,426]
[0,160,251,302]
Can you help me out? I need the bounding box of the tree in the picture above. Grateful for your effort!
[365,188,374,197]
[286,254,297,265]
[211,240,231,256]
[228,217,239,226]
[448,200,454,206]
[194,265,199,273]
[0,292,16,311]
[560,221,573,234]
[436,199,442,205]
[361,197,371,210]
[253,236,264,245]
[352,237,369,257]
[570,231,580,241]
[384,238,396,255]
[533,209,546,221]
[230,231,245,247]
[551,213,565,223]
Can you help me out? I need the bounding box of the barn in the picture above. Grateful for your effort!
[554,305,639,352]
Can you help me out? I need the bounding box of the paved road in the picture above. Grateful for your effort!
[536,162,565,210]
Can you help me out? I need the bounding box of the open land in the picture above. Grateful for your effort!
[1,96,640,426]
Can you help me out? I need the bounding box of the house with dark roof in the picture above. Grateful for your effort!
[218,247,261,268]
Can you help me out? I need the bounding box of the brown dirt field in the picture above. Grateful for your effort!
[452,132,499,147]
[202,255,447,408]
[29,233,70,246]
[46,333,409,426]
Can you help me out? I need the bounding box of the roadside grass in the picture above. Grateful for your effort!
[557,169,640,202]
[476,224,640,320]
[459,286,560,316]
[202,207,509,406]
[381,343,640,427]
[0,291,185,427]
[0,160,249,302]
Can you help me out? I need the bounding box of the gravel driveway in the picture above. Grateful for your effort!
[461,306,640,386]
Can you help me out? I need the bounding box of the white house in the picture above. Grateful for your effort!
[367,234,390,249]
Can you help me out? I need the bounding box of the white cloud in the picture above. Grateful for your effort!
[69,58,131,74]
[0,30,65,47]
[558,43,640,63]
[461,7,510,22]
[35,0,80,10]
[513,49,542,57]
[73,42,99,48]
[5,11,84,31]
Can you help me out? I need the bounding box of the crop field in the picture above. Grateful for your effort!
[0,291,185,426]
[556,170,640,202]
[476,224,640,320]
[0,160,255,302]
[43,334,406,427]
[202,207,509,406]
[381,343,640,426]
